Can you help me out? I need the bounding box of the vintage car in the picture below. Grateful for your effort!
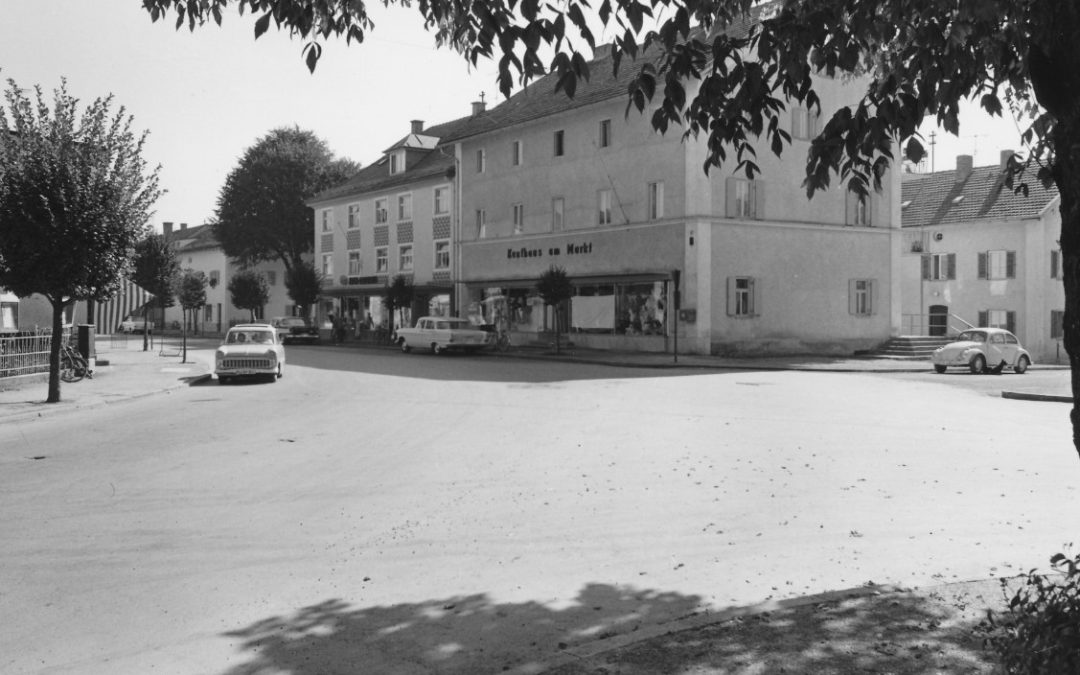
[271,316,320,345]
[118,317,154,334]
[215,323,285,383]
[930,327,1032,374]
[395,316,491,354]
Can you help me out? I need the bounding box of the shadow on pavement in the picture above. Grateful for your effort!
[218,581,1000,674]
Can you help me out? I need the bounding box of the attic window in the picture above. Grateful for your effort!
[389,150,405,175]
[901,200,912,210]
[951,195,965,205]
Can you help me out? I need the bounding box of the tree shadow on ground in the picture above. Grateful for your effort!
[548,580,1006,675]
[219,581,1004,675]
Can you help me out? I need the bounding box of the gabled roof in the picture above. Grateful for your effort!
[383,133,439,153]
[900,165,1059,229]
[164,223,219,252]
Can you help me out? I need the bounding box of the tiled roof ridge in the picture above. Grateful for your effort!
[901,162,1059,229]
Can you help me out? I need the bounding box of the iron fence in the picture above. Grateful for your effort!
[0,331,56,379]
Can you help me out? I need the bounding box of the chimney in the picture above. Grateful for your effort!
[471,100,486,116]
[1000,149,1015,171]
[163,221,173,236]
[410,120,424,134]
[955,155,973,182]
[180,222,187,230]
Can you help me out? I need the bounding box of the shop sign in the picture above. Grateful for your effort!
[506,241,594,261]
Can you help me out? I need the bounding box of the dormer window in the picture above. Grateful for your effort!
[389,151,405,175]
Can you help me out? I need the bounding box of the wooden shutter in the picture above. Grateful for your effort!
[1052,250,1060,279]
[1006,311,1016,334]
[1006,251,1016,278]
[848,279,857,314]
[750,277,759,316]
[947,253,957,280]
[726,276,737,315]
[977,252,987,279]
[921,255,931,280]
[725,178,738,218]
[978,310,988,327]
[754,181,766,220]
[871,279,878,315]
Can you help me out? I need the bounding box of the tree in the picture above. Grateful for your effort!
[284,260,323,320]
[141,0,1080,462]
[0,79,160,402]
[228,269,269,321]
[132,233,181,352]
[178,269,208,362]
[382,274,415,339]
[536,265,574,354]
[213,127,358,277]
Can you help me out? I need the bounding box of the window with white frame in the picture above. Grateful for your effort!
[552,197,565,231]
[322,253,333,276]
[389,151,405,175]
[979,249,1015,280]
[434,241,450,269]
[980,309,1015,332]
[434,186,450,215]
[476,148,486,173]
[648,181,664,220]
[347,203,361,229]
[399,244,413,271]
[554,130,565,157]
[374,197,388,224]
[398,193,413,221]
[476,209,487,239]
[790,106,820,139]
[727,276,756,317]
[512,203,524,234]
[922,253,956,280]
[847,191,871,226]
[598,189,613,225]
[599,119,612,148]
[321,209,332,232]
[726,178,760,219]
[849,279,874,315]
[376,247,388,273]
[348,250,362,276]
[511,140,522,166]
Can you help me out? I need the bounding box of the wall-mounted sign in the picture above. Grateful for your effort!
[506,241,594,261]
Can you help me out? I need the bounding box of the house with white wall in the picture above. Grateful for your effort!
[435,24,901,355]
[900,153,1063,362]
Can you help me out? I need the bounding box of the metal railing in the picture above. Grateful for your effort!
[900,313,975,337]
[0,331,56,379]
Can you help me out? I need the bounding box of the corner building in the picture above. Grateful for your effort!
[445,36,901,355]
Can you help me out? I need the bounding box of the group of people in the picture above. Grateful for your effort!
[326,313,378,344]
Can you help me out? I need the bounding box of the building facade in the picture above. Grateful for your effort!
[900,153,1064,362]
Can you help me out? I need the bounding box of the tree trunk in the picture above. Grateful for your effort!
[47,299,63,403]
[1054,122,1080,461]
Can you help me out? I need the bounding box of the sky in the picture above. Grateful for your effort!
[0,1,1029,232]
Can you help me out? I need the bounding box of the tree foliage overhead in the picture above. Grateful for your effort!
[0,78,161,401]
[284,260,323,319]
[140,0,1080,456]
[132,233,180,310]
[228,268,269,321]
[178,268,208,311]
[214,126,358,275]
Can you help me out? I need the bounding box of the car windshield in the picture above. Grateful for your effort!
[227,331,273,344]
[279,318,306,327]
[956,330,987,343]
[444,319,472,329]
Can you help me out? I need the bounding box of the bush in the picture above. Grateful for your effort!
[979,551,1080,674]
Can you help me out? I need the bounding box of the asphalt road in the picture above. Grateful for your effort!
[1,347,1076,674]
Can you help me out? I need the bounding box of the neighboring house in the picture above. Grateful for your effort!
[307,113,481,333]
[160,222,295,332]
[432,15,900,355]
[900,153,1064,363]
[0,290,82,333]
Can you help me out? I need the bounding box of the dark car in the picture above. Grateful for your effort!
[271,317,320,345]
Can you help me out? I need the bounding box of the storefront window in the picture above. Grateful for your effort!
[428,294,451,317]
[615,282,667,335]
[571,285,615,333]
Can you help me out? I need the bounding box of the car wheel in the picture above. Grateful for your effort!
[1015,355,1030,374]
[219,376,230,385]
[277,364,283,379]
[433,343,444,355]
[970,354,986,374]
[933,364,947,374]
[399,339,411,353]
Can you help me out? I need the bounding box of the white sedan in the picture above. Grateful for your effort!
[395,316,491,355]
[215,323,285,383]
[930,327,1032,374]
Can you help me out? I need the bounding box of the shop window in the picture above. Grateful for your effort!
[848,279,875,316]
[922,253,956,280]
[615,282,667,335]
[727,276,757,317]
[434,241,450,269]
[979,250,1015,279]
[376,247,388,273]
[399,244,413,271]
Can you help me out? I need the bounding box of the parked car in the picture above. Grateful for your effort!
[215,323,285,383]
[395,316,491,354]
[271,316,319,345]
[118,317,154,334]
[930,327,1032,374]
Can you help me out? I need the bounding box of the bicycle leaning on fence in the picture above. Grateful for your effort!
[60,342,92,382]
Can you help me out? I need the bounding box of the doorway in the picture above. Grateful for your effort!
[928,304,948,336]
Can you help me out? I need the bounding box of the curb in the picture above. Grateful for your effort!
[1002,390,1073,403]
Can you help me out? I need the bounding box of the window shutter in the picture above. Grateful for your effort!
[978,310,988,327]
[978,252,987,279]
[750,277,760,316]
[848,279,857,315]
[1006,251,1016,278]
[811,110,822,136]
[871,279,879,315]
[946,253,955,280]
[921,255,930,280]
[1006,311,1016,334]
[725,178,738,218]
[1052,250,1060,279]
[754,181,766,220]
[726,276,736,316]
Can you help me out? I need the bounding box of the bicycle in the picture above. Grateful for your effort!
[60,342,92,382]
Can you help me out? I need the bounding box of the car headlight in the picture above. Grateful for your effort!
[215,350,225,364]
[265,350,276,360]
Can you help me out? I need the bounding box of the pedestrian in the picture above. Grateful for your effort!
[328,313,338,344]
